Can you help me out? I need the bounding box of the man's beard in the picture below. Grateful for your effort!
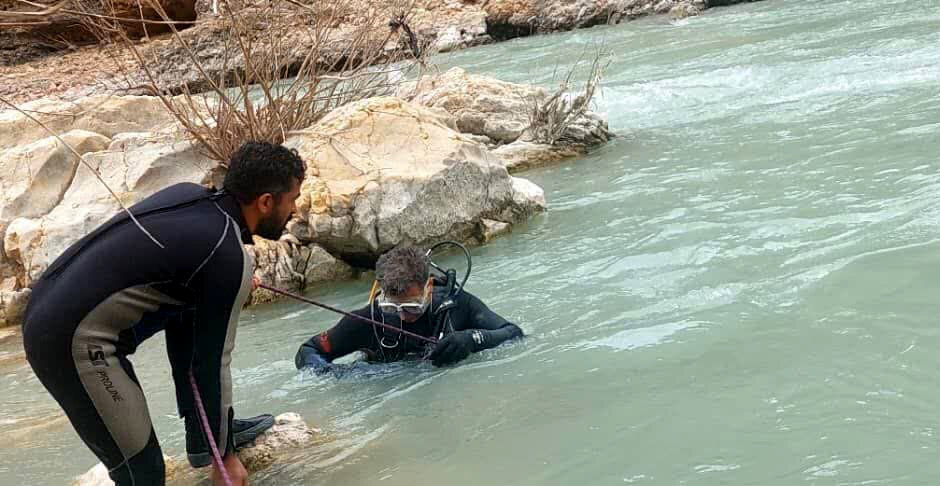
[256,213,288,240]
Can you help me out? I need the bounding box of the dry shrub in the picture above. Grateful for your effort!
[524,48,608,145]
[79,0,430,164]
[1,0,432,247]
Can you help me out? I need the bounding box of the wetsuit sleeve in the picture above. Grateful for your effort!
[173,238,251,457]
[295,305,375,370]
[452,291,524,351]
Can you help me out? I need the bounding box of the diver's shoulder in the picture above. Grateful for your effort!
[450,288,485,307]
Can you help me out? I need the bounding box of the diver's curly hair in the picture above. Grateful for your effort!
[375,246,430,296]
[223,142,306,203]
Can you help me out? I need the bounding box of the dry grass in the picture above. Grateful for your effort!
[77,0,430,164]
[523,48,608,145]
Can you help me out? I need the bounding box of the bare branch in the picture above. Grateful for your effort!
[64,0,428,165]
[0,0,69,17]
[524,47,610,145]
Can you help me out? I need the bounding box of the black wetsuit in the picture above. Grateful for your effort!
[295,286,523,368]
[22,183,254,485]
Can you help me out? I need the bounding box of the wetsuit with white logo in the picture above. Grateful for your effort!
[22,183,253,485]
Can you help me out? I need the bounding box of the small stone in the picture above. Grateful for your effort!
[72,413,319,486]
[279,233,302,246]
[480,219,511,242]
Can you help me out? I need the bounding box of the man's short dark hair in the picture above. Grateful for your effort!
[223,142,306,204]
[375,246,430,296]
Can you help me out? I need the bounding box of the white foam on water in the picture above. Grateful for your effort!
[582,321,700,351]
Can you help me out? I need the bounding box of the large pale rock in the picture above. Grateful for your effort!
[0,129,111,294]
[3,135,214,285]
[0,96,179,152]
[400,67,537,145]
[410,2,490,53]
[300,244,357,286]
[0,130,111,226]
[247,238,356,306]
[284,96,545,263]
[73,413,319,486]
[483,0,708,39]
[400,68,612,168]
[492,141,581,172]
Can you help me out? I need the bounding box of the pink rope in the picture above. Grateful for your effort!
[189,369,233,486]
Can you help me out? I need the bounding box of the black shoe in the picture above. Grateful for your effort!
[233,414,275,449]
[187,414,276,468]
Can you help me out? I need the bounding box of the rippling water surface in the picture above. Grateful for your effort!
[3,0,940,483]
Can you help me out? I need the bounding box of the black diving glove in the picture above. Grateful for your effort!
[295,346,333,374]
[429,330,478,367]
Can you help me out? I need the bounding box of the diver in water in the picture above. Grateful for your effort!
[295,245,524,370]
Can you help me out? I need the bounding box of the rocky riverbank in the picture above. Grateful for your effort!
[0,0,764,104]
[0,0,766,327]
[0,67,610,327]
